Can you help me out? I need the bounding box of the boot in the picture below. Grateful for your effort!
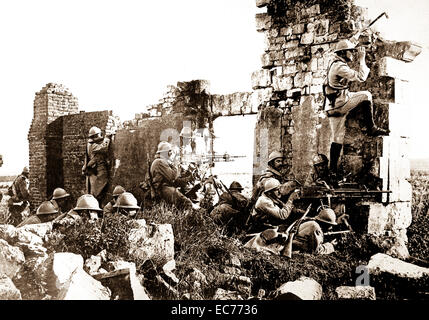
[362,101,390,136]
[329,143,343,188]
[329,142,343,174]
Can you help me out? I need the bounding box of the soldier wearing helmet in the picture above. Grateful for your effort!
[150,141,194,211]
[82,126,111,206]
[210,181,250,233]
[50,187,71,214]
[323,39,388,184]
[103,185,126,215]
[250,151,298,211]
[251,178,300,230]
[7,166,31,226]
[113,192,141,217]
[17,200,60,227]
[72,194,103,223]
[291,207,338,255]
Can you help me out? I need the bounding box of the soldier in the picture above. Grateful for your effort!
[323,39,389,180]
[150,141,195,211]
[72,194,103,223]
[292,208,338,255]
[251,178,300,230]
[250,151,298,209]
[112,192,141,218]
[210,181,250,228]
[103,185,126,215]
[17,201,60,227]
[7,166,31,226]
[82,126,111,207]
[50,188,71,214]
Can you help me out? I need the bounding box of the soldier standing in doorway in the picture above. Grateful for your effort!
[82,126,111,207]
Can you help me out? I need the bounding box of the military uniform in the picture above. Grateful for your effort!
[83,137,110,202]
[150,155,193,210]
[325,55,370,145]
[210,190,249,225]
[252,193,294,226]
[292,220,335,255]
[8,173,30,226]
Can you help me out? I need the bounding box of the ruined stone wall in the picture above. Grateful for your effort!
[28,83,79,209]
[252,0,421,255]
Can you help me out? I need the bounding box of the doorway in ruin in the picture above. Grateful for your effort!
[211,114,257,195]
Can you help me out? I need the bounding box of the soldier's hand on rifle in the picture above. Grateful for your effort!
[330,239,338,246]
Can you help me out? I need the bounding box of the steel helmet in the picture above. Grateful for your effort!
[74,194,103,211]
[229,181,243,191]
[88,126,102,138]
[268,151,284,164]
[156,141,172,154]
[22,166,30,175]
[315,208,338,225]
[264,178,281,193]
[36,201,58,216]
[334,39,357,53]
[112,185,126,197]
[52,188,70,200]
[113,192,140,209]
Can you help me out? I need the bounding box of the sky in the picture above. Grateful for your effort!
[0,0,428,175]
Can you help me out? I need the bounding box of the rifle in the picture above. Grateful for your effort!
[282,203,312,259]
[323,230,352,237]
[146,152,157,200]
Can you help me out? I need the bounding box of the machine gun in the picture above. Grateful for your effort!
[323,230,352,237]
[301,185,391,201]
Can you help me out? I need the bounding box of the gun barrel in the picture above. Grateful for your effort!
[324,230,352,236]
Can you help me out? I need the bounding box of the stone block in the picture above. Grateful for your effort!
[18,222,52,239]
[300,32,314,45]
[128,223,174,267]
[57,268,111,300]
[256,0,270,8]
[363,201,412,237]
[250,88,273,112]
[335,286,376,300]
[261,52,272,68]
[272,75,293,91]
[0,239,25,279]
[15,242,47,259]
[255,13,271,32]
[0,274,22,300]
[292,23,305,35]
[251,69,271,89]
[280,26,292,37]
[103,260,151,300]
[275,276,322,300]
[378,57,410,81]
[379,41,422,62]
[53,252,84,289]
[367,253,429,279]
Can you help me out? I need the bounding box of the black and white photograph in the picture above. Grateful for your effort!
[0,0,428,309]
